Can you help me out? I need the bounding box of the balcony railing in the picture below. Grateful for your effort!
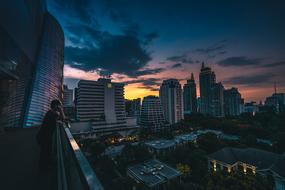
[56,122,104,190]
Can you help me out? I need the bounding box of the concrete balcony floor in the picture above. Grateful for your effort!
[0,128,56,190]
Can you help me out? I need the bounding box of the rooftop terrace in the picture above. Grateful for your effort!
[127,159,181,188]
[145,139,176,150]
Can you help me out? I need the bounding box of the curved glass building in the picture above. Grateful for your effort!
[0,0,64,128]
[140,96,166,132]
[24,13,64,127]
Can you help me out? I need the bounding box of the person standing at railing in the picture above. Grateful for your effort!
[36,99,65,171]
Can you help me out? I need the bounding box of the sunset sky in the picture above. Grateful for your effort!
[48,0,285,102]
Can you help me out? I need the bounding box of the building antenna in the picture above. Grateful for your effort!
[274,81,277,94]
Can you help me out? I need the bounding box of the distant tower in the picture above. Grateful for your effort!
[183,73,197,115]
[140,96,166,132]
[224,87,242,116]
[159,79,183,124]
[274,81,277,94]
[63,85,73,107]
[199,62,216,115]
[211,82,224,117]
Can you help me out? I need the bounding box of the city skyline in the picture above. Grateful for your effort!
[47,0,285,102]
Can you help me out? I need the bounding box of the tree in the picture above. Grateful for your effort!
[176,163,190,177]
[205,171,274,190]
[89,141,106,158]
[197,133,221,153]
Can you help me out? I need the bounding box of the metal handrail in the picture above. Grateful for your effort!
[57,123,68,190]
[56,122,104,190]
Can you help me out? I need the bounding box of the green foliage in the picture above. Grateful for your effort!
[176,163,190,177]
[160,144,208,184]
[197,133,222,154]
[241,134,257,146]
[116,143,152,174]
[180,112,285,153]
[205,171,274,190]
[89,141,106,157]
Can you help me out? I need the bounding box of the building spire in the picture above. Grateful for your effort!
[274,81,277,94]
[191,73,194,80]
[201,62,205,69]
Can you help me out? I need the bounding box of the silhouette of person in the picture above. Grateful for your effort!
[37,99,65,170]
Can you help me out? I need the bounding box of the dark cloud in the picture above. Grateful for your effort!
[166,54,194,64]
[125,78,161,86]
[223,73,274,86]
[138,86,159,91]
[194,40,227,54]
[144,32,159,44]
[51,0,93,23]
[50,0,158,77]
[122,22,140,37]
[135,68,165,76]
[171,63,182,69]
[65,31,152,77]
[217,56,263,67]
[262,61,285,68]
[194,40,227,59]
[109,9,130,23]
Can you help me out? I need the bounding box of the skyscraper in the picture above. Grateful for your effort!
[125,98,141,124]
[140,96,166,132]
[211,82,224,117]
[159,79,183,124]
[183,73,197,115]
[125,98,141,117]
[224,87,242,116]
[63,85,74,107]
[77,78,127,133]
[199,62,216,115]
[265,93,285,113]
[0,1,64,128]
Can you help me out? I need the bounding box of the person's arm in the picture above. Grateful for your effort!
[58,107,66,121]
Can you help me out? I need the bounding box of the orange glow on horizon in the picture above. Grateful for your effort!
[124,83,158,100]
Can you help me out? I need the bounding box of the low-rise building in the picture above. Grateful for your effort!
[145,139,176,155]
[127,159,181,189]
[175,133,198,144]
[208,147,285,190]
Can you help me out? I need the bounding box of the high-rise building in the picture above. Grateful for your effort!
[224,87,242,116]
[77,78,127,133]
[63,85,75,120]
[199,62,216,115]
[125,98,141,124]
[211,82,224,117]
[74,87,79,120]
[63,85,73,107]
[125,98,141,117]
[183,73,197,115]
[140,96,166,132]
[159,79,183,124]
[0,1,64,128]
[265,93,285,113]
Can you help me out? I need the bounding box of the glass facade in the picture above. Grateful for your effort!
[24,13,64,127]
[0,0,64,128]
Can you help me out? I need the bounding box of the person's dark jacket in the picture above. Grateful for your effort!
[36,110,59,145]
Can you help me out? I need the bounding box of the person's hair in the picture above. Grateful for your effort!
[50,99,62,109]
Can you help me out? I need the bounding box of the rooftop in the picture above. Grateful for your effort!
[127,159,181,188]
[145,139,176,150]
[175,133,198,142]
[208,147,285,178]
